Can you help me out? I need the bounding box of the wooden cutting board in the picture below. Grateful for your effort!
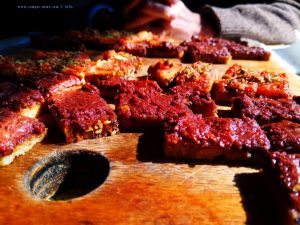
[0,58,299,225]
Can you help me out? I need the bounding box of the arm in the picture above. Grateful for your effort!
[123,0,300,44]
[202,0,300,44]
[123,0,204,40]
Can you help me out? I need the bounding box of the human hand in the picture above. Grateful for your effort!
[123,0,207,40]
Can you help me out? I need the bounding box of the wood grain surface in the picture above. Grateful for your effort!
[0,56,300,225]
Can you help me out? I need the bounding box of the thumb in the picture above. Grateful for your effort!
[163,0,179,5]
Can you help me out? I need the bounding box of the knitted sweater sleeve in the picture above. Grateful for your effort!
[200,1,300,44]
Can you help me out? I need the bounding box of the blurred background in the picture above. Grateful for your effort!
[0,0,127,39]
[1,0,276,38]
[0,0,299,75]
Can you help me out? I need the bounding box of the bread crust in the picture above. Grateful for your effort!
[0,109,47,166]
[49,84,118,143]
[164,114,270,161]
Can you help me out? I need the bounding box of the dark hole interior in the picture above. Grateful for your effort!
[25,150,110,201]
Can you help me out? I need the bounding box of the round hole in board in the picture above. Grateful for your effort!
[24,150,110,201]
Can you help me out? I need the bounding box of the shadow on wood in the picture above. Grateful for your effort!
[136,132,260,168]
[234,172,282,225]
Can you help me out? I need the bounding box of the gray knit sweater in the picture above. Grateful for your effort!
[196,1,300,44]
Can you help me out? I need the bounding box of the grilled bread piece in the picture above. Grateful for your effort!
[48,84,118,143]
[181,36,270,63]
[232,95,300,124]
[213,64,290,105]
[116,80,192,132]
[0,82,45,118]
[264,152,300,225]
[164,114,270,161]
[262,121,300,153]
[148,59,183,88]
[0,109,47,166]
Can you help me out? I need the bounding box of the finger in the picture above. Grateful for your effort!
[171,19,200,34]
[141,1,173,20]
[124,13,158,30]
[164,19,199,40]
[163,0,179,5]
[123,0,142,16]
